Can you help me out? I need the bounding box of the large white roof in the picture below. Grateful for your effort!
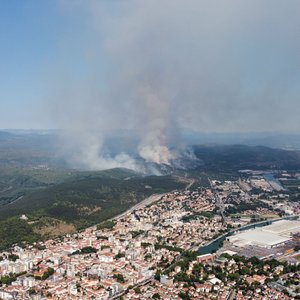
[261,220,300,236]
[229,229,291,247]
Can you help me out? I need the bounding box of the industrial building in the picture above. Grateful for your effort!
[261,219,300,237]
[228,219,300,249]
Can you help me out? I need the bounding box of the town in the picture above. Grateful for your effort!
[0,171,299,299]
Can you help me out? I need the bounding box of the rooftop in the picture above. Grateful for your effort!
[261,220,300,236]
[229,229,291,248]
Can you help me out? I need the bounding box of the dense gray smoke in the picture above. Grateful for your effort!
[51,0,300,171]
[135,87,174,164]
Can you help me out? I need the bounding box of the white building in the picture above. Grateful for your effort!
[228,230,290,248]
[228,219,300,249]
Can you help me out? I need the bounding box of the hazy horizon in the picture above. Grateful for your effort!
[1,0,300,168]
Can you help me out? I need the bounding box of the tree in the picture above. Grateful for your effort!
[0,274,16,285]
[178,291,191,300]
[28,289,37,295]
[115,252,125,259]
[154,271,161,281]
[8,254,19,262]
[134,287,142,294]
[113,273,125,283]
[80,246,97,254]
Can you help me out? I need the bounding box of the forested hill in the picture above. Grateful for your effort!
[0,169,185,250]
[0,171,184,227]
[193,144,300,171]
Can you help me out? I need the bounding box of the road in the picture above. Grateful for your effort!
[112,176,194,222]
[112,193,165,222]
[208,177,226,223]
[185,179,195,190]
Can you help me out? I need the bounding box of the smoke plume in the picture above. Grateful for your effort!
[50,0,300,171]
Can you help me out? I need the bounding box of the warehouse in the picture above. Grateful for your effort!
[261,220,300,237]
[228,230,290,248]
[228,219,300,249]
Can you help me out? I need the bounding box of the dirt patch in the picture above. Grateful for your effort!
[33,218,76,237]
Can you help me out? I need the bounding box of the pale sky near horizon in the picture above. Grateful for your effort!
[0,0,300,133]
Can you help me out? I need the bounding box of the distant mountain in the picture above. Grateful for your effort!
[243,134,300,150]
[0,130,63,168]
[0,131,15,141]
[193,144,300,171]
[180,129,300,150]
[3,129,58,135]
[1,129,300,170]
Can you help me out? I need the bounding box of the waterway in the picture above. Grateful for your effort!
[198,215,299,255]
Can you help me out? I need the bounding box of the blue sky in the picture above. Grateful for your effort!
[0,1,95,129]
[0,0,299,133]
[0,1,60,128]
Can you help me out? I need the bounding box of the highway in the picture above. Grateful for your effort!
[112,193,165,222]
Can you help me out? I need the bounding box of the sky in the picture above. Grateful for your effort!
[0,0,300,136]
[0,1,59,128]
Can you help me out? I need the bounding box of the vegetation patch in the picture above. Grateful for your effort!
[0,217,41,251]
[32,217,76,237]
